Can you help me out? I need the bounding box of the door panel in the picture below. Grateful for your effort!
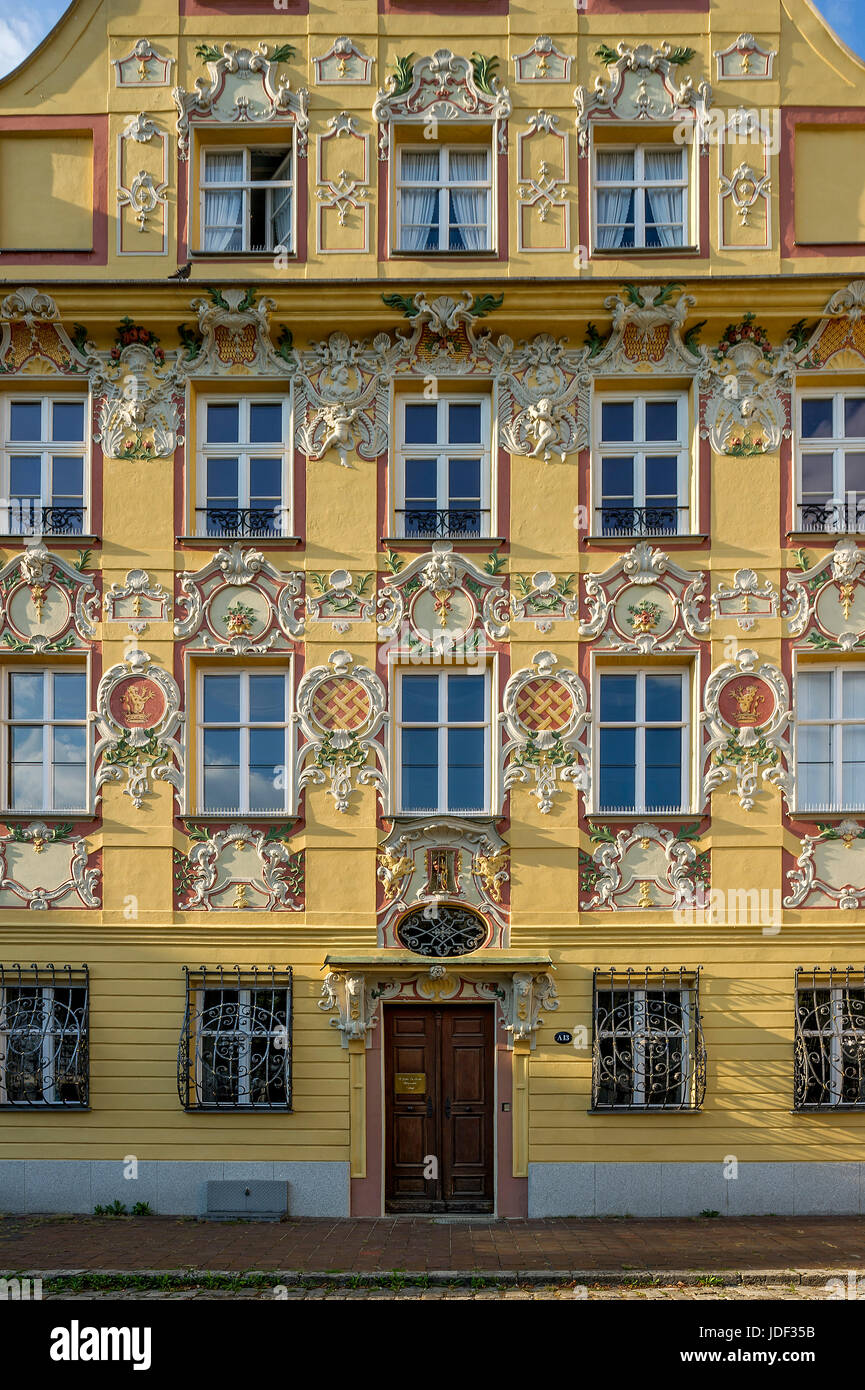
[384,1005,494,1213]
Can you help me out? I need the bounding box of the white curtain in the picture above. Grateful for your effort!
[399,151,439,251]
[203,152,244,252]
[595,151,634,249]
[644,150,685,248]
[449,150,489,251]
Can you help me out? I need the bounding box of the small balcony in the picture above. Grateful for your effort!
[797,501,865,535]
[3,503,86,538]
[396,507,488,541]
[194,506,290,539]
[595,504,688,539]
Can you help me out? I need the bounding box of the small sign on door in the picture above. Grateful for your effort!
[394,1072,426,1094]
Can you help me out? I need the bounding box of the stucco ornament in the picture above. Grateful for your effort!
[103,568,171,634]
[793,281,865,372]
[784,821,865,910]
[173,42,308,159]
[372,49,512,160]
[294,650,388,812]
[699,315,791,456]
[701,648,792,811]
[714,34,776,80]
[501,651,590,813]
[0,822,101,911]
[175,544,304,653]
[305,569,374,631]
[376,817,509,947]
[586,283,705,376]
[511,571,578,631]
[295,330,388,463]
[92,336,183,462]
[176,288,295,378]
[783,541,865,651]
[513,35,573,83]
[313,36,374,85]
[574,42,712,157]
[498,332,590,460]
[710,569,778,631]
[580,822,708,912]
[378,542,508,650]
[580,541,708,652]
[0,287,99,376]
[174,821,303,911]
[0,544,99,653]
[94,650,184,809]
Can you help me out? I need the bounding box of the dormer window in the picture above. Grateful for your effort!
[200,145,293,254]
[396,145,492,253]
[594,145,688,250]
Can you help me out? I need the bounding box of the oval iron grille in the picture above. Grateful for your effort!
[396,903,488,958]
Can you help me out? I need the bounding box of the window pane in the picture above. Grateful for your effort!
[404,404,439,445]
[203,766,240,811]
[601,401,634,442]
[447,765,485,813]
[448,402,482,444]
[600,674,636,722]
[402,729,438,810]
[203,676,241,723]
[845,399,865,439]
[249,457,282,501]
[10,762,42,810]
[448,457,481,503]
[52,401,85,443]
[599,728,635,809]
[601,456,634,499]
[799,762,832,809]
[251,148,290,182]
[646,674,682,722]
[206,457,239,500]
[597,150,634,181]
[9,401,42,442]
[801,453,834,494]
[10,457,41,498]
[53,764,86,810]
[248,404,282,445]
[52,456,84,501]
[53,726,86,763]
[401,150,440,182]
[206,404,240,444]
[203,728,240,765]
[249,766,282,811]
[10,673,43,720]
[799,670,833,721]
[645,455,679,498]
[843,452,865,495]
[644,149,685,180]
[843,670,865,719]
[447,675,484,722]
[645,401,679,443]
[204,151,244,182]
[801,398,834,439]
[53,673,86,721]
[404,458,437,501]
[401,675,439,722]
[799,724,832,764]
[249,675,285,723]
[449,150,489,182]
[11,726,43,761]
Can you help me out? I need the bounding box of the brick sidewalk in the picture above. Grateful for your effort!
[2,1214,865,1274]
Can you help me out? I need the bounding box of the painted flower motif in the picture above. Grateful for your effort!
[223,600,257,636]
[628,598,663,633]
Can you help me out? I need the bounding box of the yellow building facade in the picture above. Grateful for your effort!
[1,0,865,1218]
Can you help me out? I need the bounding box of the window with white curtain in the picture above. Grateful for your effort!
[200,146,293,253]
[593,145,688,249]
[396,145,492,252]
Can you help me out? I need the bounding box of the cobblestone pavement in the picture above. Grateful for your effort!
[2,1214,865,1273]
[39,1283,834,1301]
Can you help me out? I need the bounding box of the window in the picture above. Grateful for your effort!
[200,145,293,253]
[178,966,291,1110]
[797,391,865,533]
[795,968,865,1109]
[0,965,88,1108]
[796,666,865,812]
[4,670,88,813]
[597,670,688,813]
[594,394,689,536]
[395,396,490,538]
[198,669,290,814]
[594,145,688,250]
[592,968,705,1111]
[396,145,492,252]
[0,397,86,536]
[196,397,289,537]
[397,669,489,814]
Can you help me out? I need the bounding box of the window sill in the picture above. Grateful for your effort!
[585,534,706,546]
[789,808,865,819]
[587,1107,703,1115]
[0,535,99,548]
[189,250,296,261]
[176,535,303,549]
[381,536,505,551]
[384,811,499,824]
[388,249,498,260]
[791,1106,865,1113]
[590,246,699,257]
[182,1105,293,1114]
[0,1103,90,1112]
[183,810,298,822]
[787,530,864,543]
[588,811,698,821]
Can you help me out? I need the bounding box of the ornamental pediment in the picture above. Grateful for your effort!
[174,543,304,653]
[376,817,509,948]
[377,542,508,649]
[784,540,865,651]
[0,544,98,654]
[372,50,512,159]
[173,42,309,159]
[579,541,708,652]
[574,42,712,156]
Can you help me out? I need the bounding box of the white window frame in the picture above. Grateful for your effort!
[591,140,691,251]
[394,393,492,538]
[195,984,290,1107]
[594,666,691,814]
[795,662,865,813]
[394,141,495,254]
[0,394,89,537]
[592,390,691,536]
[196,665,292,816]
[2,666,90,815]
[194,394,292,538]
[197,141,295,254]
[395,666,491,815]
[795,387,865,533]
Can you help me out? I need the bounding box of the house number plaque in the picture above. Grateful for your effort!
[394,1073,426,1094]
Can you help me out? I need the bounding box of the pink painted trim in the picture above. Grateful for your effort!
[697,152,710,259]
[781,107,865,258]
[380,0,507,11]
[0,115,108,265]
[181,0,307,12]
[177,157,189,265]
[779,435,793,540]
[377,162,388,262]
[587,0,707,10]
[351,1024,384,1217]
[495,1043,526,1218]
[496,146,508,261]
[295,157,308,264]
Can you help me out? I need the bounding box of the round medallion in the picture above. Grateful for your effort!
[310,677,372,733]
[409,586,476,643]
[396,903,489,958]
[109,676,166,731]
[208,585,270,641]
[717,675,775,729]
[8,581,71,642]
[514,677,574,733]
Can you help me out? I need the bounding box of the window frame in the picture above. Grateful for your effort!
[0,965,89,1110]
[392,138,497,256]
[795,968,865,1111]
[193,393,292,538]
[393,392,493,539]
[179,966,292,1112]
[195,664,293,817]
[591,140,691,253]
[196,139,295,256]
[594,665,691,815]
[592,389,692,537]
[394,666,492,816]
[591,968,705,1113]
[0,394,90,537]
[794,662,865,813]
[795,386,865,534]
[2,665,90,816]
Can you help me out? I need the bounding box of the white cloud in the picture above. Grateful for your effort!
[0,8,65,80]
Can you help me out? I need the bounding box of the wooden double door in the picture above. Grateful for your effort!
[384,1006,495,1213]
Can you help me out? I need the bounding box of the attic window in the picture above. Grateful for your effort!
[200,145,293,254]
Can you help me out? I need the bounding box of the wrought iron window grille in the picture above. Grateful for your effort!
[5,505,86,537]
[794,966,865,1110]
[396,508,488,540]
[0,963,89,1108]
[797,502,865,536]
[195,507,288,539]
[178,965,292,1111]
[596,504,687,538]
[395,903,489,958]
[591,966,705,1112]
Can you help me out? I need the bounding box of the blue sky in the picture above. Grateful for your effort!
[0,0,864,77]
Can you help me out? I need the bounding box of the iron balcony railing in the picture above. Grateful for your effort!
[795,966,865,1110]
[396,507,489,539]
[592,966,706,1112]
[195,507,290,539]
[0,963,89,1109]
[3,503,86,537]
[797,501,865,534]
[596,504,688,537]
